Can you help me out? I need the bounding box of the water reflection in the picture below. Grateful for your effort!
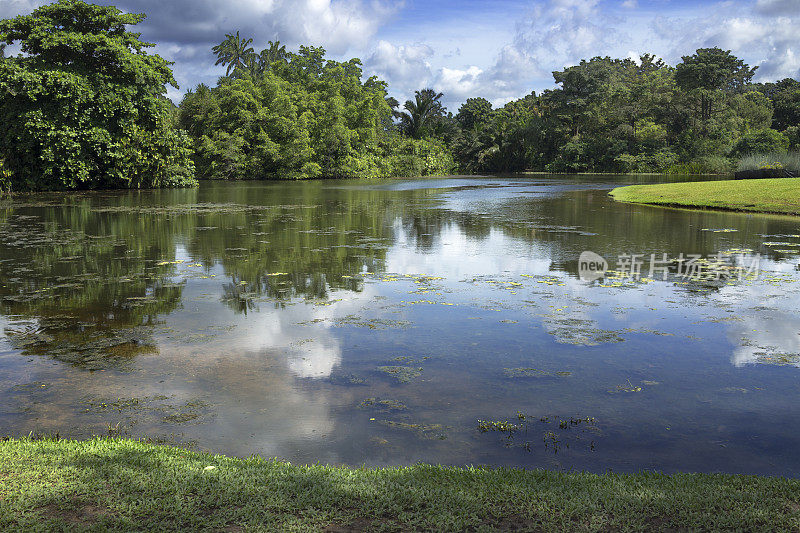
[1,177,800,475]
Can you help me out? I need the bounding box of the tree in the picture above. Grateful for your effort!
[757,79,800,131]
[675,48,757,122]
[256,40,287,74]
[731,129,789,157]
[400,89,446,139]
[675,48,757,94]
[0,0,195,191]
[456,97,493,130]
[180,44,454,180]
[212,31,255,76]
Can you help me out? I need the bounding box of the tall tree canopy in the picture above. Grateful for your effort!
[400,89,447,139]
[0,0,195,191]
[212,31,255,77]
[179,44,453,180]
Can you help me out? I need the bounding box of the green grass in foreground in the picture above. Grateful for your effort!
[1,438,800,531]
[610,177,800,215]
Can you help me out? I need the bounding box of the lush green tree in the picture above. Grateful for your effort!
[212,31,255,77]
[400,89,446,139]
[447,47,793,175]
[0,0,195,191]
[731,129,789,157]
[757,79,800,131]
[256,41,288,74]
[456,97,493,130]
[180,44,454,180]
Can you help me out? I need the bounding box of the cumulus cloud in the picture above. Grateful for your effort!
[652,2,800,81]
[2,0,400,93]
[3,0,800,108]
[366,40,434,92]
[754,0,800,15]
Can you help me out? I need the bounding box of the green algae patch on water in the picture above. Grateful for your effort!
[377,365,423,383]
[358,398,409,412]
[503,368,572,379]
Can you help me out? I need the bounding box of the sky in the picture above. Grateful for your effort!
[2,0,800,111]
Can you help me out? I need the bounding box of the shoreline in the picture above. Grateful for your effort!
[609,178,800,216]
[2,436,799,531]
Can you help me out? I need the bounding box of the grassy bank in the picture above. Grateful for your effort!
[2,438,800,531]
[610,177,800,215]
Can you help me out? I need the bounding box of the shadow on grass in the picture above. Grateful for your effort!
[3,437,800,531]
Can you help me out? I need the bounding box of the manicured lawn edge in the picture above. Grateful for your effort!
[1,437,799,531]
[609,177,800,216]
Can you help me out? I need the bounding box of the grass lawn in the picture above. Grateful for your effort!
[2,438,800,531]
[610,177,800,215]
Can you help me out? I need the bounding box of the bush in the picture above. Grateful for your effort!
[731,129,790,158]
[0,159,11,196]
[666,156,734,175]
[737,152,800,172]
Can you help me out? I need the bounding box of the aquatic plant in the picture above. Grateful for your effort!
[737,152,800,172]
[377,366,423,383]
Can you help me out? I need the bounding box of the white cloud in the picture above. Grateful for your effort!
[365,40,434,92]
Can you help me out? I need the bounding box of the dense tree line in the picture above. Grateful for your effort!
[178,39,453,180]
[1,1,799,192]
[445,50,800,174]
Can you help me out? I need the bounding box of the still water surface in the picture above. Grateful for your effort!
[2,176,800,475]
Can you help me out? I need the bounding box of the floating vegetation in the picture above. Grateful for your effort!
[5,322,158,370]
[377,366,423,383]
[359,398,408,412]
[377,420,448,440]
[608,380,643,394]
[477,412,598,453]
[80,395,211,425]
[327,373,368,386]
[335,316,412,330]
[720,387,749,394]
[747,350,800,366]
[503,368,572,379]
[545,317,625,346]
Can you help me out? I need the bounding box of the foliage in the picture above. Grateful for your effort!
[738,152,800,172]
[456,97,493,130]
[399,88,447,139]
[731,129,790,157]
[212,31,254,76]
[0,0,196,191]
[443,48,798,175]
[180,45,453,180]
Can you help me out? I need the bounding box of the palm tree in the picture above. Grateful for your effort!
[212,32,255,76]
[400,89,445,139]
[385,96,403,119]
[256,41,287,73]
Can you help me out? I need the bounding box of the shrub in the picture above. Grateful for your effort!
[731,129,790,158]
[737,152,800,172]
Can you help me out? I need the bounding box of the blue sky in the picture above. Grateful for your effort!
[2,0,799,110]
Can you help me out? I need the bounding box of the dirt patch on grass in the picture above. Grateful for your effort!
[324,517,385,532]
[39,497,113,525]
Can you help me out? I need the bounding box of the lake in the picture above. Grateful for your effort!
[1,176,800,476]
